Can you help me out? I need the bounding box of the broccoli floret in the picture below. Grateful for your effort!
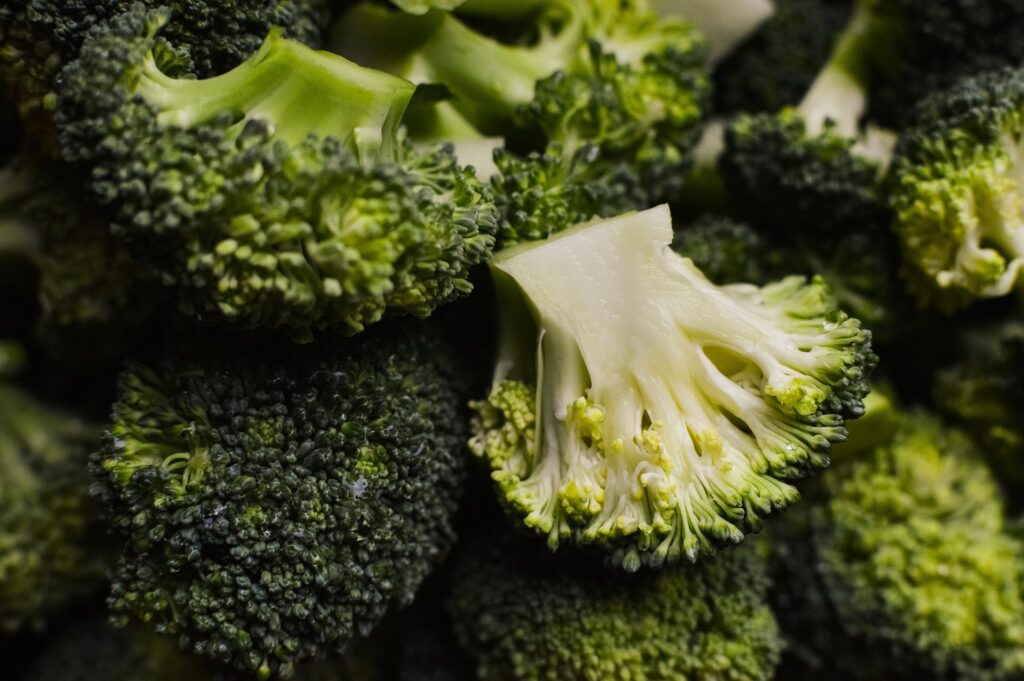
[672,213,790,285]
[934,318,1024,495]
[58,5,497,338]
[469,205,875,570]
[333,0,710,243]
[0,0,329,148]
[866,0,1024,127]
[23,614,215,681]
[889,67,1024,311]
[715,0,853,115]
[449,531,782,681]
[0,383,106,633]
[90,322,469,678]
[814,413,1024,680]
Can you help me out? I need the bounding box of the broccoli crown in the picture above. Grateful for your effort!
[714,0,853,115]
[722,110,884,242]
[90,322,470,678]
[890,66,1024,310]
[0,383,106,633]
[334,0,710,239]
[449,531,782,681]
[23,615,215,681]
[815,413,1024,680]
[934,318,1024,491]
[671,214,789,286]
[0,0,328,146]
[58,5,497,338]
[470,205,875,570]
[866,0,1024,126]
[0,152,159,329]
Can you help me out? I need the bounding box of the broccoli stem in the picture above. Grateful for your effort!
[796,0,873,137]
[653,0,775,63]
[135,28,415,159]
[455,0,555,21]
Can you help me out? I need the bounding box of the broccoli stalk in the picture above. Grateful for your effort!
[58,6,496,337]
[470,205,875,570]
[652,0,775,63]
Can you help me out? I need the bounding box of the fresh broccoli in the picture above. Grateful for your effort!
[0,0,329,148]
[388,0,465,13]
[866,0,1024,127]
[889,67,1024,311]
[57,5,497,338]
[934,317,1024,495]
[814,412,1024,680]
[333,0,711,243]
[651,0,775,63]
[90,321,470,678]
[449,531,782,681]
[0,382,106,633]
[23,614,215,681]
[671,213,789,285]
[469,205,875,570]
[714,0,852,115]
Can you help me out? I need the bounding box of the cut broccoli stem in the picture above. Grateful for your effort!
[795,0,873,137]
[653,0,774,63]
[136,26,414,159]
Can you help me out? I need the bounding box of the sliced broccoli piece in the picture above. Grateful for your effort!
[890,67,1024,311]
[58,6,496,338]
[815,413,1024,680]
[90,322,469,678]
[934,318,1024,495]
[715,0,852,115]
[333,0,710,242]
[24,615,214,681]
[0,383,106,634]
[671,213,790,285]
[470,206,875,570]
[0,0,328,149]
[450,531,781,681]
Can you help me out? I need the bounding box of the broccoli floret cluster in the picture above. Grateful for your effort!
[90,323,469,678]
[0,0,328,147]
[449,532,782,681]
[0,382,106,633]
[470,205,875,570]
[58,5,497,338]
[333,0,711,244]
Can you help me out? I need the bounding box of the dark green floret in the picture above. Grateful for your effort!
[449,532,783,681]
[333,0,710,245]
[890,67,1024,310]
[0,0,328,147]
[58,5,497,337]
[0,382,106,633]
[671,213,788,285]
[90,322,469,679]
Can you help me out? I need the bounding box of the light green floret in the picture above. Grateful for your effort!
[470,205,875,570]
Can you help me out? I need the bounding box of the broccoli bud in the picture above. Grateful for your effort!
[90,322,470,678]
[58,5,497,338]
[449,531,783,681]
[470,205,875,570]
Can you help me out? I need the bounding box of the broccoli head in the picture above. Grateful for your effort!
[934,318,1024,494]
[58,5,497,338]
[815,413,1024,680]
[890,67,1024,311]
[0,383,106,633]
[0,0,328,148]
[671,214,790,286]
[450,531,782,681]
[715,0,853,115]
[334,0,710,243]
[470,205,875,570]
[90,322,470,678]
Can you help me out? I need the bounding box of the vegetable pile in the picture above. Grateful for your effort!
[1,1,1023,679]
